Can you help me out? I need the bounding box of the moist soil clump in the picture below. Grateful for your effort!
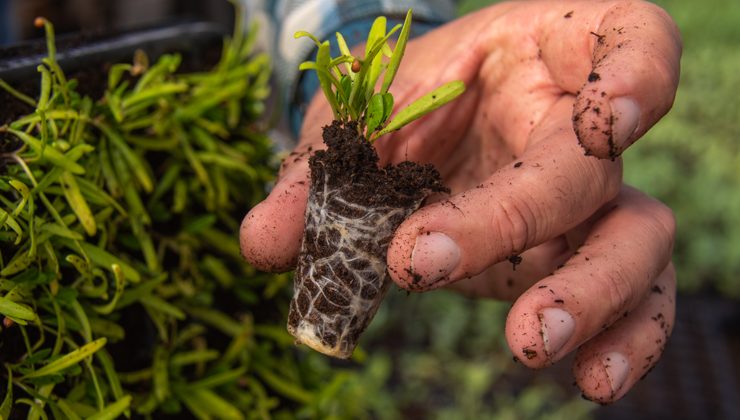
[288,121,447,358]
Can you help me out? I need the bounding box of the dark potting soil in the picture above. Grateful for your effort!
[311,121,448,208]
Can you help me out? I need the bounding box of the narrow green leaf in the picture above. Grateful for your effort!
[23,338,107,379]
[178,388,244,420]
[0,296,37,321]
[71,299,92,342]
[382,92,394,122]
[95,350,124,405]
[107,63,132,90]
[0,366,13,419]
[152,346,170,402]
[381,9,413,95]
[0,208,24,245]
[141,295,186,320]
[59,238,141,283]
[8,179,30,216]
[7,129,85,174]
[121,82,188,109]
[92,264,125,315]
[55,399,83,420]
[365,17,387,58]
[294,30,321,47]
[115,274,167,309]
[36,65,52,111]
[39,222,83,240]
[85,395,132,420]
[60,171,97,236]
[316,41,341,120]
[170,350,219,366]
[365,93,386,137]
[185,306,241,337]
[377,80,466,137]
[364,17,387,100]
[0,77,36,107]
[254,365,313,404]
[188,367,246,390]
[348,24,401,112]
[28,383,55,420]
[95,122,153,193]
[335,32,355,78]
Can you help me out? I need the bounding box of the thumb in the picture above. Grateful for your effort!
[239,154,310,272]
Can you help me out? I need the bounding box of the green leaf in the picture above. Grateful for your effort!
[335,32,355,78]
[364,17,387,99]
[0,296,37,321]
[95,122,153,193]
[365,93,386,136]
[177,388,244,420]
[152,346,170,402]
[377,80,466,138]
[95,350,124,406]
[348,24,401,113]
[170,350,219,366]
[381,9,413,95]
[365,17,387,59]
[382,92,394,122]
[60,239,141,283]
[85,395,132,420]
[188,367,247,390]
[7,129,85,175]
[92,264,126,315]
[23,338,107,379]
[316,41,341,120]
[0,366,13,419]
[60,171,97,236]
[141,295,186,320]
[294,30,321,47]
[55,399,83,420]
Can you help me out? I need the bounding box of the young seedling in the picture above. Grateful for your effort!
[288,10,465,358]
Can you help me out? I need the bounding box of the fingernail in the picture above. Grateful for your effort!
[410,232,460,286]
[609,97,640,149]
[602,351,629,394]
[540,307,575,357]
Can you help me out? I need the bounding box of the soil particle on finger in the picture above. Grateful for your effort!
[508,254,523,270]
[588,71,601,82]
[522,348,538,360]
[564,10,574,18]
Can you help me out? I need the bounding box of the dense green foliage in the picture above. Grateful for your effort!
[0,7,376,419]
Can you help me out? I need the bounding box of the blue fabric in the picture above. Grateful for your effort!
[0,0,11,45]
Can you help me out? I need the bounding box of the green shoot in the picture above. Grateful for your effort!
[295,9,466,142]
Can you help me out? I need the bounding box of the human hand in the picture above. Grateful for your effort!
[240,0,681,403]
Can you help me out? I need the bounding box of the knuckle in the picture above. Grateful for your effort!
[490,193,540,257]
[601,266,638,316]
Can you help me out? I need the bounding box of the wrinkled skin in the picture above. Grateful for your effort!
[241,0,681,404]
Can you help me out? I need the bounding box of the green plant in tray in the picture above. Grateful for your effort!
[0,3,373,418]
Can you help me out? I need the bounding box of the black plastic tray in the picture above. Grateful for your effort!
[0,21,225,83]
